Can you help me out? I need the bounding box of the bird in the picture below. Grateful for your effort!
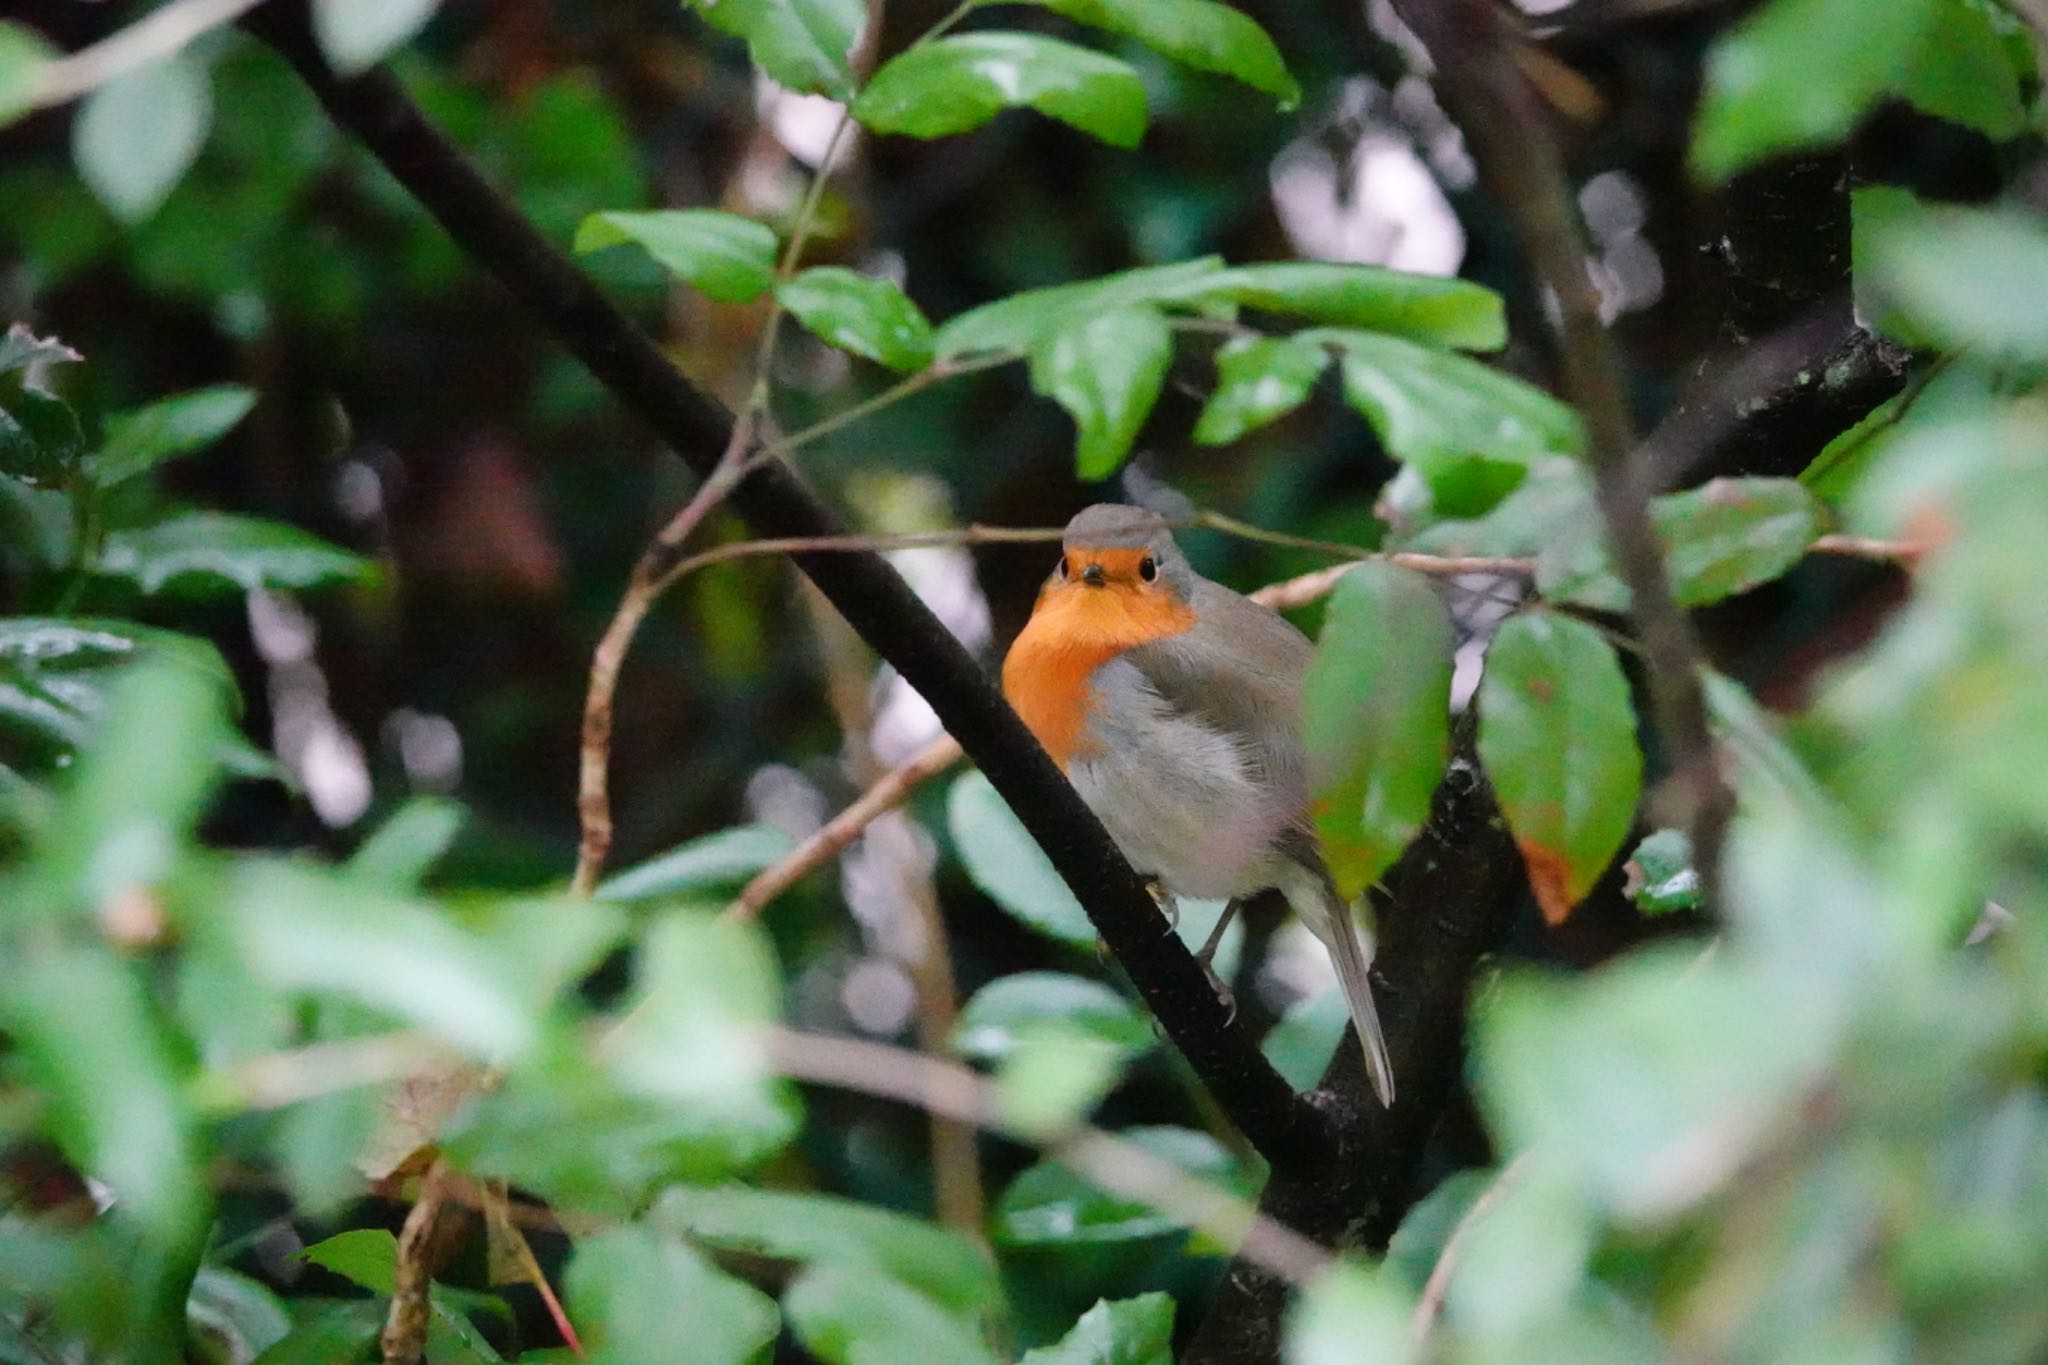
[1001,503,1397,1106]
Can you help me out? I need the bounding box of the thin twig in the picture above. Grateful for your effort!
[1409,1155,1529,1347]
[380,1157,452,1365]
[761,1026,1330,1287]
[25,0,266,110]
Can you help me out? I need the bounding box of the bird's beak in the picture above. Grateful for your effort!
[1079,562,1106,586]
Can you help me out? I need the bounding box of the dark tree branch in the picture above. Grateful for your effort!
[240,0,1332,1173]
[1186,754,1522,1364]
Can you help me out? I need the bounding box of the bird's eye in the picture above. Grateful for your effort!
[1138,556,1158,582]
[1055,556,1069,580]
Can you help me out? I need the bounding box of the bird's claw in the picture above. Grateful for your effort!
[1145,879,1180,933]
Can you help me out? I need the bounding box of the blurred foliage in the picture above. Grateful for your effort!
[2,0,2047,1361]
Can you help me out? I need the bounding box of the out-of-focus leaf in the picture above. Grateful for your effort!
[0,323,81,376]
[0,22,56,127]
[0,386,85,489]
[1400,459,1589,556]
[1692,0,1938,180]
[94,385,256,487]
[1303,564,1455,900]
[312,0,441,75]
[567,1222,779,1365]
[1550,477,1822,609]
[299,1228,398,1294]
[656,1185,999,1314]
[1028,307,1172,479]
[1897,0,2025,139]
[248,1302,382,1365]
[574,210,778,303]
[994,1126,1247,1246]
[1624,829,1701,916]
[1703,671,1828,810]
[947,770,1094,946]
[346,797,466,890]
[186,1266,292,1363]
[1193,336,1327,446]
[1026,0,1297,105]
[1475,613,1642,925]
[73,55,212,222]
[934,258,1224,359]
[97,512,372,595]
[778,267,935,371]
[1383,1168,1493,1290]
[996,1024,1128,1137]
[1439,1160,1595,1335]
[1021,1293,1175,1365]
[1800,391,1905,502]
[683,0,866,99]
[953,972,1153,1063]
[1325,330,1583,475]
[595,825,795,903]
[1284,1263,1416,1365]
[1862,198,2048,358]
[1260,985,1347,1091]
[1193,264,1506,351]
[783,1264,1000,1365]
[853,34,1148,149]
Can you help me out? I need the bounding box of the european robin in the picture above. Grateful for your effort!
[1002,504,1396,1106]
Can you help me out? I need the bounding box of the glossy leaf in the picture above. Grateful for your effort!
[1029,307,1172,478]
[1325,330,1583,476]
[595,824,794,903]
[575,210,778,303]
[994,1126,1247,1246]
[0,21,55,127]
[96,512,372,595]
[853,34,1148,150]
[947,769,1094,946]
[0,619,241,768]
[1546,477,1823,610]
[186,1267,292,1363]
[567,1222,779,1365]
[73,55,212,222]
[1693,0,1937,180]
[1028,0,1297,105]
[1021,1293,1175,1365]
[1192,335,1326,446]
[935,258,1224,360]
[95,385,256,488]
[0,323,81,377]
[1624,829,1701,916]
[299,1229,399,1295]
[684,0,866,99]
[249,1304,384,1364]
[1476,612,1643,924]
[953,972,1153,1063]
[1193,263,1506,351]
[1303,564,1456,900]
[0,387,86,489]
[784,1264,999,1365]
[778,267,936,371]
[656,1184,999,1314]
[312,0,441,75]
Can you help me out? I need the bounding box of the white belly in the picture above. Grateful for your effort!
[1066,658,1289,901]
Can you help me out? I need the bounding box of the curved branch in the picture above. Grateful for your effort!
[242,0,1330,1173]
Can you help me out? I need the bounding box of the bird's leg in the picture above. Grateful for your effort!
[1145,878,1180,932]
[1194,900,1243,1021]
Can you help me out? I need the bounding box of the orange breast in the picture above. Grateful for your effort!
[1001,583,1195,767]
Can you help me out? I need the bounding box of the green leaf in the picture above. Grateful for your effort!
[1475,613,1643,925]
[300,1228,399,1295]
[186,1267,293,1363]
[995,1024,1129,1136]
[249,1303,383,1365]
[0,386,86,489]
[1800,391,1905,502]
[0,21,56,127]
[784,1264,1000,1365]
[575,210,779,303]
[853,34,1148,149]
[1029,307,1172,478]
[1545,477,1824,610]
[994,1126,1247,1246]
[777,267,936,372]
[96,511,372,595]
[1325,330,1583,478]
[0,619,242,769]
[94,385,257,488]
[1303,564,1455,900]
[1192,335,1327,446]
[1021,1293,1175,1365]
[953,972,1153,1063]
[73,55,213,222]
[946,770,1094,947]
[1896,0,2025,140]
[346,796,466,890]
[1191,263,1506,351]
[595,824,795,903]
[1285,1264,1417,1365]
[1027,0,1297,105]
[1260,985,1347,1090]
[1624,829,1701,916]
[567,1222,780,1365]
[1861,199,2048,358]
[1692,0,1938,180]
[312,0,442,75]
[683,0,867,99]
[0,323,81,377]
[1382,1168,1493,1290]
[655,1185,999,1314]
[935,258,1225,360]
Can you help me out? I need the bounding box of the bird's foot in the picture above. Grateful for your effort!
[1145,879,1180,933]
[1202,962,1238,1024]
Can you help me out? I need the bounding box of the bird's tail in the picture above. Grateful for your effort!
[1318,883,1397,1107]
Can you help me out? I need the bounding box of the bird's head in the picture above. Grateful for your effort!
[1042,503,1195,607]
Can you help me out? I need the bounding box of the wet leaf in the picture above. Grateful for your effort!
[854,34,1148,149]
[95,385,256,488]
[575,210,779,303]
[0,387,85,489]
[1027,0,1297,105]
[1624,829,1701,916]
[778,267,935,371]
[97,512,372,595]
[683,0,866,99]
[1192,335,1327,446]
[1326,330,1583,476]
[1028,307,1172,479]
[1192,263,1505,351]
